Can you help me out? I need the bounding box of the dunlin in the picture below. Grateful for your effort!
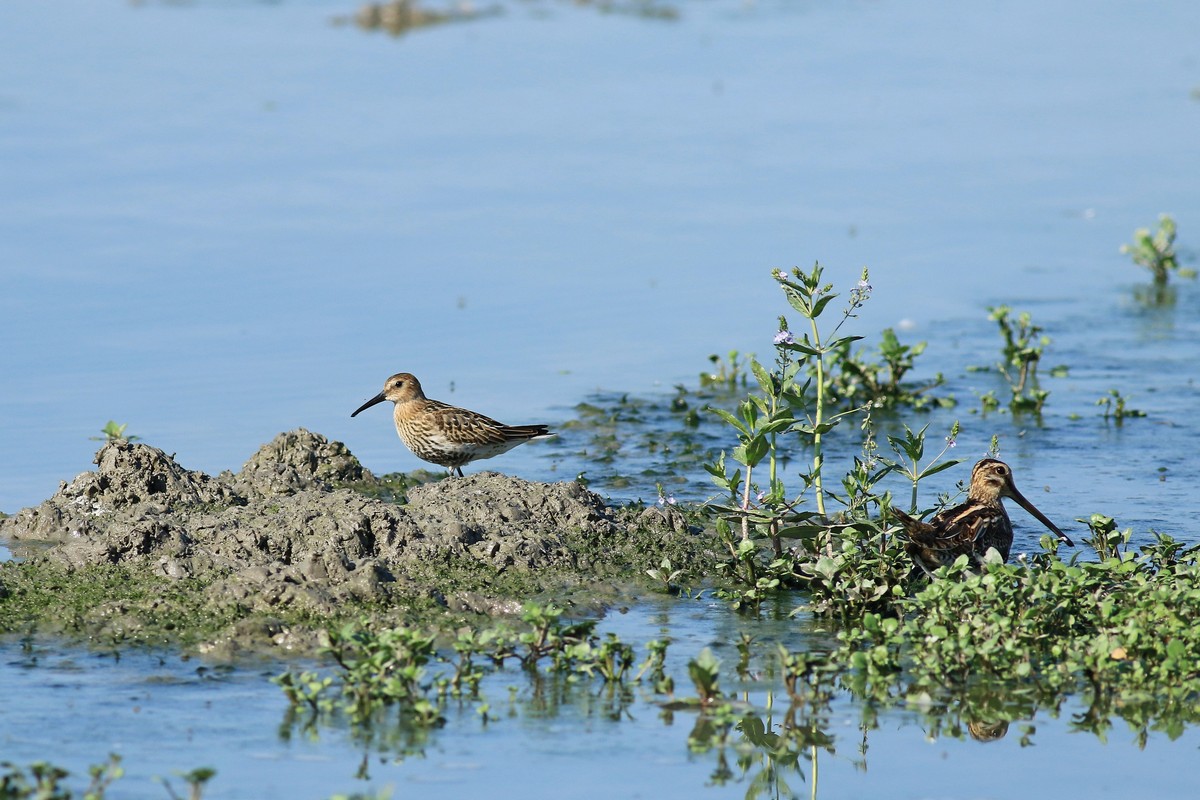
[351,372,553,476]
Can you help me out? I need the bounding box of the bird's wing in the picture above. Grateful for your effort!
[424,401,509,445]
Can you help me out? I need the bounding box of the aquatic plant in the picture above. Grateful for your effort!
[275,603,677,748]
[160,768,216,800]
[1121,214,1194,286]
[1096,388,1147,424]
[702,266,957,614]
[645,557,683,593]
[0,755,214,800]
[700,350,751,389]
[879,421,961,515]
[984,305,1065,414]
[826,326,951,411]
[89,420,140,443]
[705,264,871,548]
[817,529,1200,745]
[635,638,674,695]
[686,647,720,710]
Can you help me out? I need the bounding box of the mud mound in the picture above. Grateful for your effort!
[0,430,623,617]
[398,472,616,571]
[232,428,371,497]
[0,440,240,542]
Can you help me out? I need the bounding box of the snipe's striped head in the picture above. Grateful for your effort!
[968,458,1073,547]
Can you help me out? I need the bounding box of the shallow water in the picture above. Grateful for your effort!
[3,1,1200,796]
[4,600,1200,800]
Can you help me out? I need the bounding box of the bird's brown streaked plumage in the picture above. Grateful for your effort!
[891,458,1074,575]
[351,372,553,476]
[967,720,1010,743]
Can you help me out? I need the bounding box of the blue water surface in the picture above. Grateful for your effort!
[2,0,1198,514]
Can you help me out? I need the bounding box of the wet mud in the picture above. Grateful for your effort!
[0,431,702,653]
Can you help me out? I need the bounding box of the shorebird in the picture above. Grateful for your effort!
[891,458,1074,575]
[351,372,553,476]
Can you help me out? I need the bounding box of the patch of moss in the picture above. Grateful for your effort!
[338,469,443,504]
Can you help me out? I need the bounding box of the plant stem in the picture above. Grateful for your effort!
[807,315,827,519]
[741,463,753,541]
[807,314,831,556]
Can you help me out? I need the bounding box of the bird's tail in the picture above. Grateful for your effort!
[503,424,554,440]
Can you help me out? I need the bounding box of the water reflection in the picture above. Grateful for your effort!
[343,0,679,37]
[347,0,502,37]
[274,610,1200,800]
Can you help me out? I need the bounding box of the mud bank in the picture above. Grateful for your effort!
[0,431,705,654]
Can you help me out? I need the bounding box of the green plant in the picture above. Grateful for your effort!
[985,305,1063,414]
[686,647,725,709]
[702,266,958,616]
[879,421,961,514]
[0,755,124,800]
[313,623,446,728]
[646,557,683,593]
[1096,389,1146,423]
[705,265,872,554]
[1079,513,1132,561]
[635,638,674,695]
[818,529,1200,748]
[700,350,751,389]
[90,421,140,443]
[159,768,216,800]
[516,603,596,668]
[829,327,951,411]
[1121,214,1194,285]
[273,671,335,714]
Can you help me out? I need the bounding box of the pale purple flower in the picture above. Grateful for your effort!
[945,436,957,449]
[774,330,795,346]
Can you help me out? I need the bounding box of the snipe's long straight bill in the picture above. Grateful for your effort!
[351,392,387,418]
[1010,487,1075,547]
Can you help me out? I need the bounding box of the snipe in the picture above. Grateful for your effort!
[892,458,1074,575]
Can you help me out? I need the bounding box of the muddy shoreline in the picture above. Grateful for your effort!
[0,430,709,656]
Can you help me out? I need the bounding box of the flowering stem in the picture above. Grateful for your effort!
[806,315,833,557]
[741,463,753,541]
[807,314,828,520]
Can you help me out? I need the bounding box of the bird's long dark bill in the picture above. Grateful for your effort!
[1010,488,1075,547]
[351,392,387,418]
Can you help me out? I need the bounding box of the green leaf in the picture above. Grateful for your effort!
[709,407,748,435]
[916,459,962,480]
[750,358,774,395]
[811,293,838,318]
[782,340,822,357]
